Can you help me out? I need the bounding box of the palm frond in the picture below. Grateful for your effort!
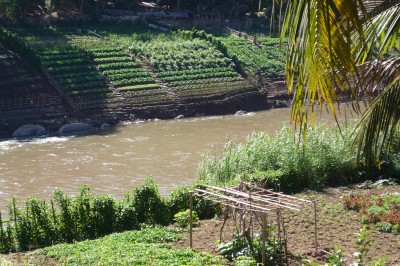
[357,58,400,96]
[353,3,400,62]
[281,0,366,132]
[354,75,400,165]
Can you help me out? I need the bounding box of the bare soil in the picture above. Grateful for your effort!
[175,185,400,265]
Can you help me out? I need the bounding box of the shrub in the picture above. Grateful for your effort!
[130,177,167,225]
[174,209,199,228]
[165,185,222,221]
[199,125,400,193]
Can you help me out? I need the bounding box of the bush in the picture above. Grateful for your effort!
[199,125,400,193]
[130,177,167,225]
[174,209,199,228]
[165,185,222,221]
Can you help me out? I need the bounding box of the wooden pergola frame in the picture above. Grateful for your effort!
[189,182,317,266]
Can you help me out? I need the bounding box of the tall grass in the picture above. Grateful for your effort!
[198,125,400,193]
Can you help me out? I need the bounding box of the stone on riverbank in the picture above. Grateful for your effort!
[12,124,47,138]
[58,123,94,136]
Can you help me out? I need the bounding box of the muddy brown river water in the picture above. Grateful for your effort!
[0,107,361,212]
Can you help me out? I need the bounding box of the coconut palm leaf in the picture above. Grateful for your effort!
[281,0,366,134]
[281,0,400,163]
[354,75,400,165]
[353,3,400,63]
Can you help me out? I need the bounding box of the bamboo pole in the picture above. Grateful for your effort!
[189,191,193,249]
[262,212,266,266]
[314,200,318,254]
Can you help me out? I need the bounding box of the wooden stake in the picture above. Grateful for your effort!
[314,200,318,254]
[262,213,266,266]
[189,191,193,249]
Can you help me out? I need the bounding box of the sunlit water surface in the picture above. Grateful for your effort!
[0,107,361,212]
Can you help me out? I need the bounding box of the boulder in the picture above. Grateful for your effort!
[58,123,94,136]
[174,115,184,119]
[12,125,47,138]
[100,123,111,130]
[235,110,247,116]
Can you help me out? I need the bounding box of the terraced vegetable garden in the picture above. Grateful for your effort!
[219,36,286,78]
[2,25,288,116]
[130,37,256,101]
[87,46,173,107]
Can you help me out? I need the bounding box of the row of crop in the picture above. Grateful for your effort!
[93,56,132,64]
[161,71,237,82]
[219,36,286,77]
[55,72,105,84]
[87,46,163,100]
[42,50,111,96]
[103,67,149,76]
[152,58,232,71]
[42,58,88,67]
[131,38,233,72]
[174,81,253,98]
[97,61,141,71]
[117,84,159,92]
[106,71,152,81]
[156,67,233,78]
[168,76,243,87]
[0,178,219,253]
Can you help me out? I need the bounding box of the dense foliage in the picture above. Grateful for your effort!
[0,178,219,253]
[198,125,400,193]
[0,0,284,24]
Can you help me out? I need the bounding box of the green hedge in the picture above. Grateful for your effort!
[0,178,219,253]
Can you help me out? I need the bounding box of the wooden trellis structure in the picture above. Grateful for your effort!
[189,183,317,266]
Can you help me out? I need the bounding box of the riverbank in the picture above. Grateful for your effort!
[0,89,291,140]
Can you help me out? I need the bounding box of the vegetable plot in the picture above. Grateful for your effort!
[41,49,110,98]
[131,37,255,101]
[220,36,286,77]
[88,47,173,106]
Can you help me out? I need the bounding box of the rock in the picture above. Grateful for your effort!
[12,125,47,138]
[58,123,94,136]
[374,178,398,187]
[174,115,184,119]
[100,123,111,130]
[235,110,247,116]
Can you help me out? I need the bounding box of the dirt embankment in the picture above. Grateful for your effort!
[0,87,291,140]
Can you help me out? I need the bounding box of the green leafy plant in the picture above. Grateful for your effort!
[173,209,198,228]
[217,233,283,265]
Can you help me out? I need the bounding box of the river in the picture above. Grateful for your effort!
[0,107,361,211]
